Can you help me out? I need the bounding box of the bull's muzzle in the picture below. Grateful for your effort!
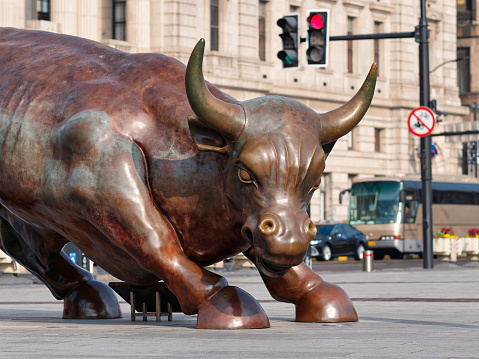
[243,211,317,278]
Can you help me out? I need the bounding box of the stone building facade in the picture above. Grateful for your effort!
[457,0,478,107]
[0,0,470,222]
[457,0,479,175]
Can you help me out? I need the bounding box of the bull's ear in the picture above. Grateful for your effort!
[322,140,337,160]
[187,114,231,154]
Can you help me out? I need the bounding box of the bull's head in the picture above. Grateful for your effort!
[186,39,376,277]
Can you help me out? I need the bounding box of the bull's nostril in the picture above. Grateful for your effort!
[242,227,254,244]
[305,218,317,236]
[264,220,274,229]
[259,216,278,235]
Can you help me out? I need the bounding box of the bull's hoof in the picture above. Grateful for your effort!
[63,279,122,319]
[295,281,358,323]
[196,286,270,329]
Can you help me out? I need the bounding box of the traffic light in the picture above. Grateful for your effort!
[277,13,299,69]
[306,10,329,67]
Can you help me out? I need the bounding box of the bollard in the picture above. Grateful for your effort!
[363,250,374,272]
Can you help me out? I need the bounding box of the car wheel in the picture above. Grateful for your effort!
[321,244,332,261]
[354,243,366,261]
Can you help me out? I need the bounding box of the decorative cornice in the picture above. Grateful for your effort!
[315,0,338,4]
[369,1,393,15]
[343,0,365,10]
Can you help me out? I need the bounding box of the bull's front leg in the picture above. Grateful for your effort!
[100,184,268,329]
[64,130,268,329]
[244,248,357,322]
[137,248,269,329]
[113,193,268,328]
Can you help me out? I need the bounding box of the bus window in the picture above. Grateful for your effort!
[349,181,401,224]
[404,192,419,224]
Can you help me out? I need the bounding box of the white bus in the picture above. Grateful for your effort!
[344,175,479,259]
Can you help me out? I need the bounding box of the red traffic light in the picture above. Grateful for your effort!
[308,13,324,29]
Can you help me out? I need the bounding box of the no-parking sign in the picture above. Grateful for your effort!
[408,107,436,137]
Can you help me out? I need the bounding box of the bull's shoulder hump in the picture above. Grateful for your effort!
[54,110,116,156]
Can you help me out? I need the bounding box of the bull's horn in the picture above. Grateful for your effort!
[185,39,244,139]
[320,63,377,144]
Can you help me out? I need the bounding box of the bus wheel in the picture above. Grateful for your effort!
[390,253,404,259]
[354,244,365,261]
[321,245,332,261]
[374,253,385,260]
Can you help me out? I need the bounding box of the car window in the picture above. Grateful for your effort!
[340,225,350,236]
[316,225,333,235]
[344,225,357,236]
[330,225,341,236]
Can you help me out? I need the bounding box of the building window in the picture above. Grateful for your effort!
[259,1,266,61]
[37,0,50,21]
[374,22,382,77]
[211,0,219,51]
[347,17,354,73]
[458,0,475,21]
[347,129,354,150]
[310,173,329,223]
[319,174,327,221]
[463,143,469,175]
[375,128,383,152]
[112,0,127,41]
[457,47,471,95]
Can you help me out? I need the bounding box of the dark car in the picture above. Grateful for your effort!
[310,223,367,261]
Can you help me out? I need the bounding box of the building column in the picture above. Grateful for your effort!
[77,0,101,41]
[127,0,151,53]
[1,0,25,28]
[51,0,77,35]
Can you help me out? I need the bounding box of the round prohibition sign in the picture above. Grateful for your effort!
[408,106,436,137]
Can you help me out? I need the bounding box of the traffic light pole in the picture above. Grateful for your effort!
[330,31,415,41]
[326,0,434,268]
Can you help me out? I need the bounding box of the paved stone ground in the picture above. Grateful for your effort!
[0,263,478,358]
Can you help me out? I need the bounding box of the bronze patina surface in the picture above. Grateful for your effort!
[0,28,376,329]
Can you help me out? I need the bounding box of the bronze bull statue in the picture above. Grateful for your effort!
[0,28,376,329]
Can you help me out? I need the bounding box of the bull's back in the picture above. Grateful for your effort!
[0,28,187,119]
[0,28,190,200]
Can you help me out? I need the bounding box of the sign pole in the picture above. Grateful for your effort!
[417,0,433,269]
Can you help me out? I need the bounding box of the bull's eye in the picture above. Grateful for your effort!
[238,168,253,183]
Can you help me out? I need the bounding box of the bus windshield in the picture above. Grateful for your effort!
[349,181,401,225]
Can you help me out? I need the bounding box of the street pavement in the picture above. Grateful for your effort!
[0,261,478,358]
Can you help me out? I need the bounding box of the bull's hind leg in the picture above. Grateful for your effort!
[0,218,121,319]
[244,248,357,322]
